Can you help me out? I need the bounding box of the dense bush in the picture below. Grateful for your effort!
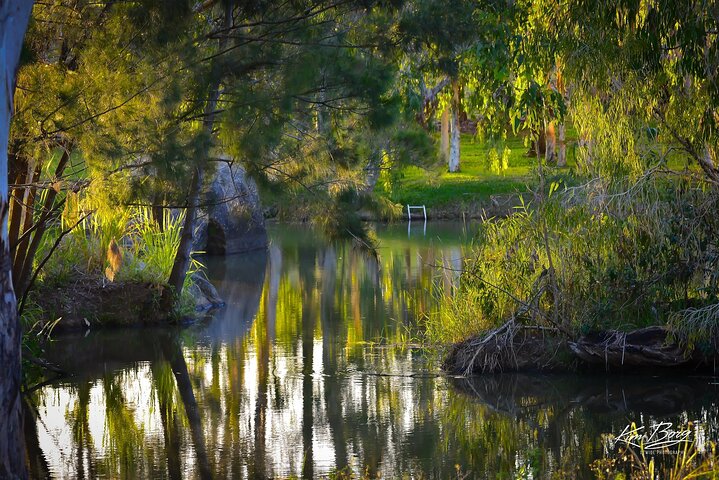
[427,172,719,343]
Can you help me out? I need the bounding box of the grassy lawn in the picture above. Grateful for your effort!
[378,133,577,208]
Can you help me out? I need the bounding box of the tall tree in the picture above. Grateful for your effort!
[0,2,34,478]
[398,0,478,172]
[449,79,462,172]
[162,0,402,294]
[399,0,527,173]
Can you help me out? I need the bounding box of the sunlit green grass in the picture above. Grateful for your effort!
[378,133,578,208]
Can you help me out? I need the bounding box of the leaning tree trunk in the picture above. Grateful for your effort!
[448,79,461,173]
[168,0,232,296]
[0,2,34,479]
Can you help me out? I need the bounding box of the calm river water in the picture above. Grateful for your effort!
[27,222,719,479]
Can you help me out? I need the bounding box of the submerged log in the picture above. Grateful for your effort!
[568,326,690,369]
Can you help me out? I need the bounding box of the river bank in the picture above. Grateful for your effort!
[28,272,224,333]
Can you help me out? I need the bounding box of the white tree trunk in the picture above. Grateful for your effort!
[440,107,449,162]
[557,123,566,167]
[448,80,461,173]
[0,2,35,479]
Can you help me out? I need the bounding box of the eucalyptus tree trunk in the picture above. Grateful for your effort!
[0,2,34,478]
[448,80,461,173]
[440,107,449,163]
[557,123,566,167]
[168,1,232,296]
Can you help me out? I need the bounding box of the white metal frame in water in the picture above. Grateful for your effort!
[407,204,427,236]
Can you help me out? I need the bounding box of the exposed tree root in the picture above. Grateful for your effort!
[443,319,572,375]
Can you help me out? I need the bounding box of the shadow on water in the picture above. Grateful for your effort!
[23,222,719,479]
[451,373,719,416]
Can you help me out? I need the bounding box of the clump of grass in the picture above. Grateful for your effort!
[669,303,719,354]
[39,205,200,289]
[120,208,187,284]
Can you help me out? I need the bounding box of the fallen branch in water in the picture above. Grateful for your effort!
[22,351,64,374]
[445,324,719,375]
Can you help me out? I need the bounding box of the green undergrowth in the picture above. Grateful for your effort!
[24,203,202,329]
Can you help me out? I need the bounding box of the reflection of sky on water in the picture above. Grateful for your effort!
[28,222,719,479]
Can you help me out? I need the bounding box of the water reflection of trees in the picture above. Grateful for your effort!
[27,225,717,479]
[444,374,719,479]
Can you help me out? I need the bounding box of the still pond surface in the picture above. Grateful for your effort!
[28,222,719,479]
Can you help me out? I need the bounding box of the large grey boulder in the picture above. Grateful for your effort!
[194,161,267,255]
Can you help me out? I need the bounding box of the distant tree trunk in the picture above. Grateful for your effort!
[0,3,34,479]
[549,62,567,168]
[168,1,232,296]
[317,74,330,136]
[448,79,461,173]
[363,151,382,194]
[545,122,556,164]
[557,123,566,167]
[440,107,449,163]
